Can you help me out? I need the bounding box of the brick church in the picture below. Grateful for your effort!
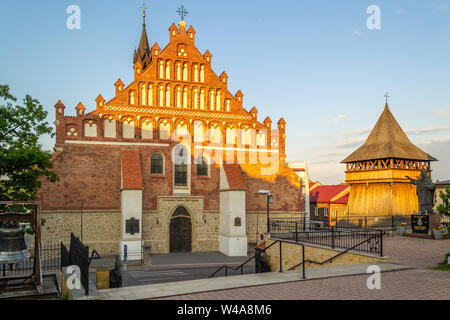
[37,9,304,258]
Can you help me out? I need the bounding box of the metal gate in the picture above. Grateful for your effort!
[170,217,192,253]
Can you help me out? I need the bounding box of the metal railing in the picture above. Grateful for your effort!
[270,219,384,256]
[1,243,61,278]
[209,240,280,278]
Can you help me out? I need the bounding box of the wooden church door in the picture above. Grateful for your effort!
[169,206,192,252]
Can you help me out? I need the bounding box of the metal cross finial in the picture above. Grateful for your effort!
[384,92,390,104]
[141,3,147,24]
[177,5,188,21]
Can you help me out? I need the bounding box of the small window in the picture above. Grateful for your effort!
[174,147,188,186]
[151,153,164,174]
[324,207,328,217]
[314,206,318,216]
[197,156,208,176]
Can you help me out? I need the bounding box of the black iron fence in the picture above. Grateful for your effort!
[61,233,91,296]
[270,219,384,256]
[1,243,61,278]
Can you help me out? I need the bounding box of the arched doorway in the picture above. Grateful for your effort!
[170,206,192,253]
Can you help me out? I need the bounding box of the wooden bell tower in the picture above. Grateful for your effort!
[342,103,437,216]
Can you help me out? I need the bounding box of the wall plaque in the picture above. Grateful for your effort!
[234,217,241,227]
[411,215,429,234]
[126,217,140,235]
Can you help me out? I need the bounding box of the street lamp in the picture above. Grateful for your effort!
[258,190,273,234]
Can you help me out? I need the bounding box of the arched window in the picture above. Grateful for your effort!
[174,146,188,186]
[183,63,188,81]
[193,88,198,109]
[159,120,170,140]
[183,87,188,108]
[194,121,204,142]
[200,89,205,110]
[129,91,135,105]
[159,61,164,78]
[176,87,182,108]
[210,124,222,144]
[165,86,171,107]
[159,85,164,107]
[193,64,199,82]
[216,91,221,111]
[165,61,171,79]
[148,84,153,106]
[176,63,181,80]
[122,119,135,139]
[142,120,153,140]
[225,99,231,112]
[150,153,164,174]
[141,84,146,105]
[197,155,208,176]
[226,127,237,145]
[104,118,116,138]
[200,65,205,82]
[209,90,215,110]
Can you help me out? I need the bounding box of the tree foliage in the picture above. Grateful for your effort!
[0,84,58,201]
[437,187,450,216]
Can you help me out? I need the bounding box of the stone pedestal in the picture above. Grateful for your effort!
[429,214,441,233]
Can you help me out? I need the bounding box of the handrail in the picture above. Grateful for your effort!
[208,240,280,278]
[288,233,382,271]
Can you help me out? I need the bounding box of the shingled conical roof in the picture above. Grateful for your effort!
[341,104,437,163]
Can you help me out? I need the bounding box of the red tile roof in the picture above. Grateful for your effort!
[223,164,246,190]
[331,193,349,204]
[121,149,143,190]
[310,185,348,203]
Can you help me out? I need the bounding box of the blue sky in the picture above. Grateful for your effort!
[1,0,449,184]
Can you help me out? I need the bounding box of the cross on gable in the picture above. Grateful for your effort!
[384,92,390,104]
[177,5,188,21]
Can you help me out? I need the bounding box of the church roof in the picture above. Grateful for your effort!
[341,104,437,163]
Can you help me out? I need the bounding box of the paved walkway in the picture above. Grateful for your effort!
[89,252,252,271]
[155,236,450,300]
[87,263,409,300]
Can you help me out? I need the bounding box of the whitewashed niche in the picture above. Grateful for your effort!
[84,121,97,137]
[159,121,171,140]
[104,118,116,138]
[194,121,204,143]
[122,119,135,139]
[141,120,153,140]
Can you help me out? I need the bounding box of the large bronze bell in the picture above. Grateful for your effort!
[0,228,31,264]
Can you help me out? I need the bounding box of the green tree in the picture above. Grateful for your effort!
[437,187,450,216]
[0,84,58,201]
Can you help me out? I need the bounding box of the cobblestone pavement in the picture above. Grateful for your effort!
[157,237,450,300]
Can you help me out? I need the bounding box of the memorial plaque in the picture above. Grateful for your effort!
[126,217,140,235]
[411,215,429,234]
[234,217,241,227]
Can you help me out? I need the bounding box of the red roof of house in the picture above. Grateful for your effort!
[310,185,348,203]
[436,180,450,186]
[121,149,143,190]
[331,193,349,204]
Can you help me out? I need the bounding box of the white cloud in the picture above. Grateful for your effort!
[333,127,371,137]
[353,30,363,37]
[308,161,346,185]
[436,5,447,11]
[406,125,450,135]
[395,8,405,14]
[329,114,348,124]
[335,137,366,149]
[436,106,450,117]
[416,137,450,146]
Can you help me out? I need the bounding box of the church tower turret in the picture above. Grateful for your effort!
[133,5,152,70]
